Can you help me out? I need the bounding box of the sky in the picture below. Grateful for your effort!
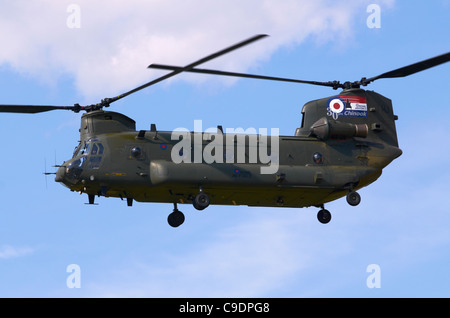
[0,0,449,298]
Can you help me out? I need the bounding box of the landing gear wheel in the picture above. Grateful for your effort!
[346,191,361,206]
[317,209,332,224]
[168,204,185,227]
[193,192,210,210]
[168,210,185,227]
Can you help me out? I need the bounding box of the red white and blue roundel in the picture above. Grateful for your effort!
[328,97,345,114]
[327,95,367,119]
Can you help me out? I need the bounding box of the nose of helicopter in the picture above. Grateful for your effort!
[55,165,65,182]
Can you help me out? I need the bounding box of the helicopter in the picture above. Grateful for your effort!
[1,34,449,227]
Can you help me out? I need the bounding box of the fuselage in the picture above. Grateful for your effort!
[56,88,402,209]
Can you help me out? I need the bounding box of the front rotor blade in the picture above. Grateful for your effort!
[0,105,76,114]
[106,34,269,104]
[365,51,450,83]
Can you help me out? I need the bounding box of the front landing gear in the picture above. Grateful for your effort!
[317,208,332,224]
[193,191,210,210]
[168,203,185,228]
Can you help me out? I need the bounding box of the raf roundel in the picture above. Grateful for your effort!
[328,97,345,114]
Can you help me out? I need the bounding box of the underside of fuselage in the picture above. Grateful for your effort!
[65,163,382,208]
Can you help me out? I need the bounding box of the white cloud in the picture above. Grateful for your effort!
[0,245,34,259]
[0,0,380,100]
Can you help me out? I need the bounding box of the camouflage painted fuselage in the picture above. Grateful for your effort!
[56,88,402,209]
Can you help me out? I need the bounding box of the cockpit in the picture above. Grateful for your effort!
[73,139,104,169]
[56,138,106,186]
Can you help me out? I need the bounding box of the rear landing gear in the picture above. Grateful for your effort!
[193,192,210,210]
[316,190,361,224]
[168,190,211,227]
[346,191,361,206]
[168,203,185,228]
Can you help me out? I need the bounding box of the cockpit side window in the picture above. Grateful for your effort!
[91,144,98,155]
[97,143,104,155]
[86,142,104,169]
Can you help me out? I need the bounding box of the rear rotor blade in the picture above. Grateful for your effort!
[363,51,450,85]
[105,34,269,104]
[148,64,338,88]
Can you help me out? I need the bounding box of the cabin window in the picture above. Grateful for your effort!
[131,146,142,158]
[313,152,323,164]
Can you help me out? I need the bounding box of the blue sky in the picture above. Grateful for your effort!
[0,0,449,297]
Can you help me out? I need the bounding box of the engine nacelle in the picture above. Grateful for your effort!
[310,117,368,140]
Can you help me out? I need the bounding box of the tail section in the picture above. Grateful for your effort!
[297,88,400,148]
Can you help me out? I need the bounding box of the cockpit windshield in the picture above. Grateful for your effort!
[73,142,91,158]
[79,142,91,157]
[73,138,105,157]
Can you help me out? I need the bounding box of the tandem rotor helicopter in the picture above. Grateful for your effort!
[1,34,449,227]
